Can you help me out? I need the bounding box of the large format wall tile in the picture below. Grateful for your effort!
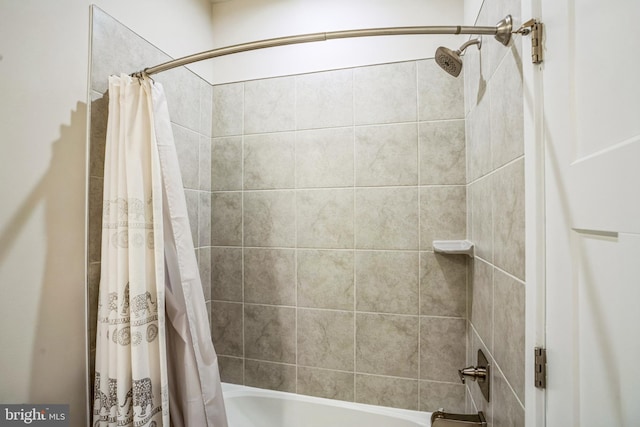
[90,91,107,179]
[88,263,100,351]
[244,133,295,190]
[466,93,492,182]
[297,367,354,401]
[482,3,523,84]
[297,250,354,311]
[88,177,103,263]
[492,367,525,427]
[417,59,464,121]
[219,356,244,385]
[244,304,296,364]
[462,46,485,118]
[467,328,493,421]
[296,128,354,188]
[356,313,419,378]
[356,188,419,250]
[490,52,524,169]
[245,359,296,393]
[211,247,243,302]
[184,190,199,246]
[493,269,525,402]
[420,317,466,383]
[211,136,243,191]
[356,251,419,315]
[244,76,295,134]
[160,66,203,132]
[420,186,467,249]
[355,374,419,410]
[419,120,466,185]
[469,175,493,262]
[200,82,213,137]
[297,189,354,249]
[296,69,354,130]
[173,124,200,190]
[493,159,525,280]
[420,252,467,317]
[419,380,466,413]
[211,301,243,357]
[199,136,211,192]
[297,309,354,371]
[198,247,212,301]
[244,248,295,306]
[211,192,242,246]
[354,62,417,125]
[212,83,243,137]
[243,191,295,247]
[355,123,418,187]
[468,258,494,353]
[199,192,211,247]
[91,7,169,94]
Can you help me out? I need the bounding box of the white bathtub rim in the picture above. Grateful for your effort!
[221,382,432,426]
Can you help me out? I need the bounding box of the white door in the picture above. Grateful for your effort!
[539,0,640,426]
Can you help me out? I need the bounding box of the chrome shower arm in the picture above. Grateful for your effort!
[456,38,482,55]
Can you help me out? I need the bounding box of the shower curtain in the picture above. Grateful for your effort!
[93,74,228,427]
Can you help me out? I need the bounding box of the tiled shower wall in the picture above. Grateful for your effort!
[209,60,470,411]
[464,0,526,425]
[87,7,213,385]
[86,6,490,416]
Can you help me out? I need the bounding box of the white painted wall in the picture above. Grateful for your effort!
[0,1,212,425]
[210,0,464,84]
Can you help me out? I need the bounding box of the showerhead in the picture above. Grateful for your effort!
[435,38,482,78]
[435,46,463,77]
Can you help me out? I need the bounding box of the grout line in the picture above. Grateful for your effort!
[214,246,441,254]
[234,357,462,387]
[415,60,422,410]
[492,263,526,286]
[241,185,412,191]
[236,119,465,139]
[293,77,299,394]
[241,81,246,386]
[235,303,465,320]
[170,120,202,135]
[214,184,466,194]
[352,69,358,402]
[468,320,525,409]
[467,381,480,412]
[466,154,525,187]
[210,300,244,306]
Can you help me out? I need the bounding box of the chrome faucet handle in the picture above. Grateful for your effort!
[459,349,491,402]
[458,366,488,384]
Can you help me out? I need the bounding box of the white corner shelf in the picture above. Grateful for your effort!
[433,240,474,257]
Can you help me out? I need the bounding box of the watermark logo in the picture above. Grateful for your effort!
[0,405,68,426]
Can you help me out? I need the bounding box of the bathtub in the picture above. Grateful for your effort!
[222,383,431,427]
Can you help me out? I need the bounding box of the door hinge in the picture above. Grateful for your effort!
[515,19,544,64]
[534,347,547,389]
[530,22,543,64]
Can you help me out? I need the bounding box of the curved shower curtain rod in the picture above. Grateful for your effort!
[133,15,513,77]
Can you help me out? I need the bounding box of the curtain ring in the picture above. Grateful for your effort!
[130,70,154,84]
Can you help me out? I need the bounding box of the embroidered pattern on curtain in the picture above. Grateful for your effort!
[93,74,169,427]
[93,74,228,427]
